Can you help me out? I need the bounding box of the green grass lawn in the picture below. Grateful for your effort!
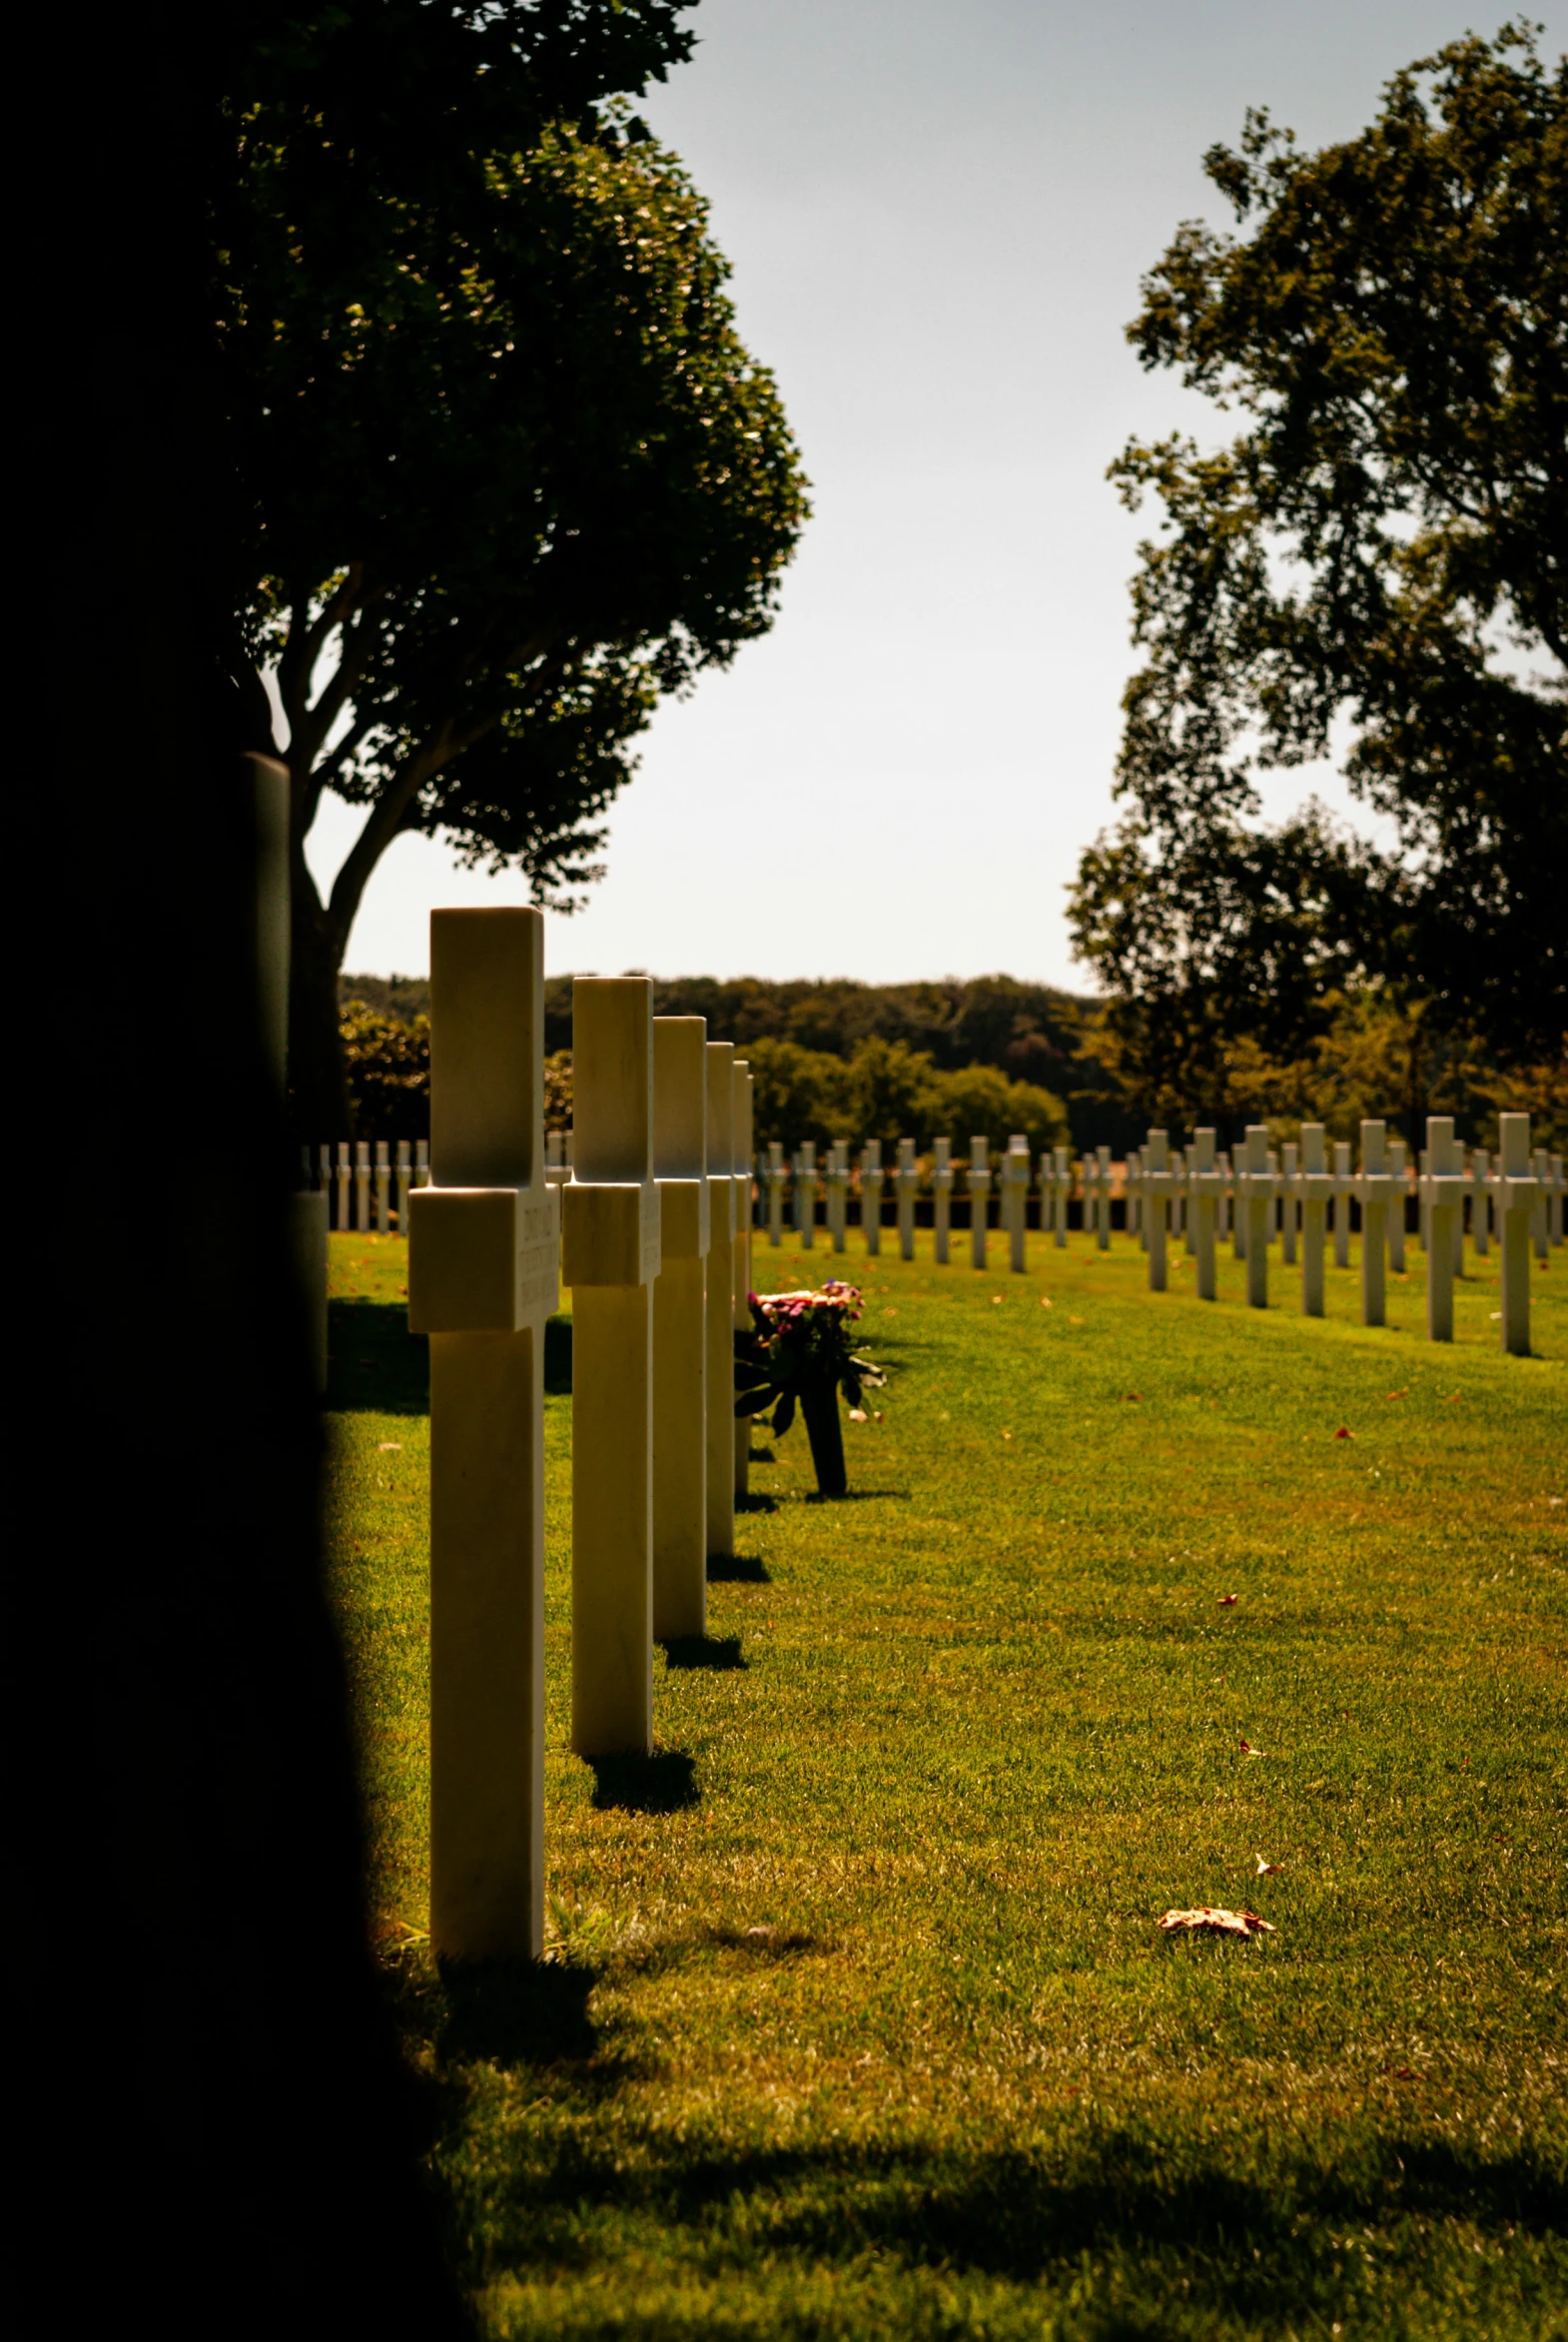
[328,1218,1566,2340]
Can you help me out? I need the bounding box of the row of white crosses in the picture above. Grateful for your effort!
[306,1139,430,1231]
[1121,1116,1555,1354]
[760,1133,1038,1271]
[405,910,758,1960]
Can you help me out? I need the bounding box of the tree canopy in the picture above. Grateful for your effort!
[211,4,808,1128]
[1070,24,1567,1113]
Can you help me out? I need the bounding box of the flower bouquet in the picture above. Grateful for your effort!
[734,1280,886,1498]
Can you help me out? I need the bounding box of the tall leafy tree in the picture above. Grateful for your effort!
[215,5,808,1128]
[1071,24,1567,1112]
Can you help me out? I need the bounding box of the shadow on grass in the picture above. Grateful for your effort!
[708,1551,771,1583]
[327,1298,427,1413]
[660,1635,746,1672]
[736,1490,778,1514]
[434,1957,600,2067]
[800,1486,909,1505]
[589,1749,699,1813]
[747,1445,776,1463]
[472,2126,1566,2299]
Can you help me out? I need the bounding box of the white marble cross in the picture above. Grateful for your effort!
[407,906,559,1957]
[336,1141,352,1232]
[705,1043,736,1562]
[794,1140,817,1247]
[396,1139,411,1233]
[732,1062,754,1502]
[1332,1141,1352,1268]
[1423,1116,1464,1342]
[1298,1123,1333,1317]
[356,1140,371,1233]
[1490,1115,1538,1355]
[652,1017,710,1641]
[1280,1142,1299,1265]
[860,1139,885,1257]
[826,1140,850,1252]
[933,1137,954,1263]
[766,1140,787,1247]
[563,980,661,1757]
[375,1140,392,1234]
[1241,1126,1272,1308]
[969,1136,992,1269]
[1003,1134,1031,1272]
[1143,1129,1173,1291]
[1190,1128,1221,1300]
[897,1137,919,1259]
[1387,1138,1407,1274]
[1356,1120,1395,1326]
[1093,1145,1113,1251]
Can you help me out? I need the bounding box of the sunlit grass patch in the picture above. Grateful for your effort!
[328,1226,1565,2337]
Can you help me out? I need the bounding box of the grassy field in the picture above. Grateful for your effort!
[328,1217,1566,2340]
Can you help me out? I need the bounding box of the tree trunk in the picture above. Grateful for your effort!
[288,851,354,1144]
[800,1374,848,1498]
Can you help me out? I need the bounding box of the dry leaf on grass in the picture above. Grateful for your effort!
[1159,1908,1276,1940]
[1217,1593,1238,1607]
[1238,1738,1270,1758]
[1254,1855,1282,1877]
[1333,1425,1353,1439]
[378,1441,402,1452]
[848,1408,868,1423]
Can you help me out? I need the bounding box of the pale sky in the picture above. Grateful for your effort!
[309,0,1564,988]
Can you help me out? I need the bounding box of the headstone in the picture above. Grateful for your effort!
[396,1139,412,1233]
[826,1141,850,1251]
[1356,1120,1394,1327]
[375,1140,392,1234]
[415,1137,429,1189]
[794,1141,816,1247]
[1052,1145,1070,1248]
[651,1018,709,1641]
[1242,1126,1271,1308]
[356,1140,371,1232]
[1231,1144,1247,1260]
[1299,1123,1332,1316]
[1493,1115,1538,1356]
[336,1142,352,1233]
[1387,1138,1407,1274]
[1280,1142,1299,1265]
[706,1044,737,1561]
[897,1138,919,1259]
[1549,1152,1565,1246]
[1424,1116,1465,1343]
[563,979,660,1756]
[545,1131,565,1184]
[407,906,558,1957]
[732,1061,754,1499]
[1171,1148,1187,1247]
[1266,1148,1280,1241]
[861,1140,885,1257]
[1003,1134,1030,1272]
[766,1140,787,1247]
[1128,1148,1145,1248]
[1094,1145,1112,1251]
[1144,1129,1173,1291]
[1332,1142,1352,1268]
[1470,1147,1490,1255]
[1191,1128,1220,1300]
[1214,1151,1230,1243]
[969,1136,991,1269]
[932,1137,953,1264]
[1532,1149,1551,1261]
[1418,1146,1432,1254]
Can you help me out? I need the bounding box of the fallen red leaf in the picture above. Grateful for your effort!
[1333,1425,1353,1439]
[1217,1594,1238,1606]
[1125,1392,1144,1403]
[1238,1738,1270,1757]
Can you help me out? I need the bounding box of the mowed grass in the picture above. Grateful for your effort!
[328,1218,1566,2340]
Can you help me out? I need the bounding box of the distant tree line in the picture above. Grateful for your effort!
[336,972,1140,1150]
[338,968,1562,1152]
